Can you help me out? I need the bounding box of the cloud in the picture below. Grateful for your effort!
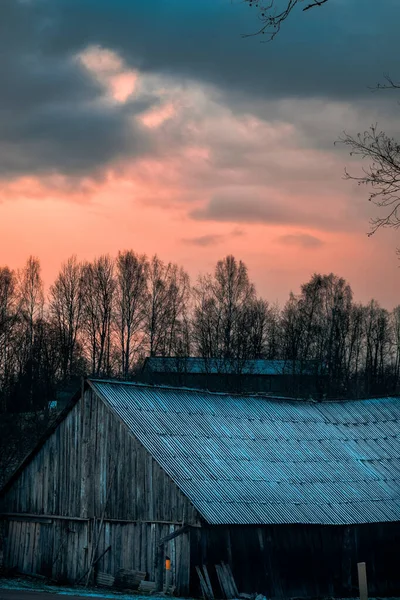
[189,191,353,232]
[277,233,324,249]
[0,5,156,178]
[0,0,398,245]
[182,228,245,247]
[78,46,138,103]
[182,234,225,247]
[42,0,400,103]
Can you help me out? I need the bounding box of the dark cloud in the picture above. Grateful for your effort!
[0,0,155,178]
[42,0,400,103]
[190,193,348,231]
[0,102,153,177]
[277,233,324,249]
[1,0,399,182]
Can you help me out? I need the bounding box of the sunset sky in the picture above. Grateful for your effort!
[1,0,400,308]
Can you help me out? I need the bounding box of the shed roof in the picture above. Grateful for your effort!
[89,380,400,526]
[142,357,318,376]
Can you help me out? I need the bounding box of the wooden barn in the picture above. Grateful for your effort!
[1,380,399,598]
[140,356,324,397]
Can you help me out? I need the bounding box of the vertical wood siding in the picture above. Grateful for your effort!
[1,388,198,592]
[2,389,199,523]
[3,518,88,582]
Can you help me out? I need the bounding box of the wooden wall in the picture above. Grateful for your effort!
[1,388,199,524]
[3,517,88,582]
[2,517,190,593]
[190,522,400,598]
[1,386,198,593]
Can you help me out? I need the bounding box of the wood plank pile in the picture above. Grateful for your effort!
[196,562,241,600]
[96,572,115,588]
[138,580,176,594]
[114,568,147,591]
[138,580,157,592]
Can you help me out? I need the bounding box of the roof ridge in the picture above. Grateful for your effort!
[88,378,400,404]
[88,377,306,401]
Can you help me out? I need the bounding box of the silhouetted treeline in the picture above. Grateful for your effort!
[1,252,399,414]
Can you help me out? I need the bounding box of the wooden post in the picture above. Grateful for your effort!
[156,525,190,593]
[155,544,164,592]
[357,562,368,600]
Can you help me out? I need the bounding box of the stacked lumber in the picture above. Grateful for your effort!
[138,580,157,592]
[96,572,115,588]
[114,568,147,591]
[137,580,176,594]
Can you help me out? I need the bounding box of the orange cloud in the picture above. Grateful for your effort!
[78,45,138,103]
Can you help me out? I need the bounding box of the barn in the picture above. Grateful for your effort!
[140,356,324,396]
[1,379,399,598]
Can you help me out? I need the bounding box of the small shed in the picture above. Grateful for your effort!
[140,356,323,396]
[1,380,399,598]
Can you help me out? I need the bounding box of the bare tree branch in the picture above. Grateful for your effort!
[243,0,329,40]
[337,124,400,235]
[369,74,400,92]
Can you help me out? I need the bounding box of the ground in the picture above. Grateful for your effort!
[0,579,163,600]
[1,578,400,600]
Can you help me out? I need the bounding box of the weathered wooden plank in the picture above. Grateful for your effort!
[196,565,211,600]
[203,565,215,600]
[96,571,115,588]
[139,580,156,592]
[222,562,239,598]
[158,525,190,545]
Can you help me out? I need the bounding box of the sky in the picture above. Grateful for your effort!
[1,0,400,308]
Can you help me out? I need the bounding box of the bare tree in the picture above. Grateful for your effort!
[281,292,302,362]
[392,305,400,390]
[0,267,18,411]
[344,303,365,396]
[192,274,221,359]
[15,257,44,407]
[163,265,191,357]
[280,273,353,396]
[192,256,256,368]
[49,256,84,380]
[363,300,392,395]
[17,256,44,349]
[215,255,256,359]
[81,256,116,377]
[236,297,279,360]
[244,0,329,39]
[114,251,148,378]
[146,256,190,357]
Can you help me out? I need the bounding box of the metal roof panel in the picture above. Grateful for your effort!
[89,380,400,526]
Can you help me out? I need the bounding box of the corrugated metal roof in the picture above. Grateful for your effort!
[143,357,319,376]
[89,380,400,526]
